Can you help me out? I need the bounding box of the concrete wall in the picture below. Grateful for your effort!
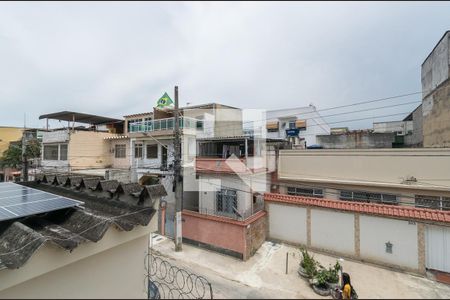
[41,130,69,144]
[182,210,266,260]
[317,132,395,149]
[311,209,355,255]
[0,235,148,299]
[267,203,307,244]
[360,215,418,270]
[68,131,114,170]
[182,211,246,258]
[0,220,156,298]
[421,31,450,148]
[373,121,413,135]
[278,149,450,190]
[214,106,243,137]
[109,139,131,169]
[421,31,449,98]
[404,105,423,147]
[198,174,252,216]
[265,200,426,273]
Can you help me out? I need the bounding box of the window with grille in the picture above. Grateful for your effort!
[415,195,450,211]
[43,145,59,160]
[287,186,323,198]
[340,190,398,205]
[115,144,126,158]
[134,143,143,159]
[59,144,68,161]
[146,144,158,159]
[216,189,238,215]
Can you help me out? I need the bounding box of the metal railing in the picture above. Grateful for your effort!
[129,117,203,133]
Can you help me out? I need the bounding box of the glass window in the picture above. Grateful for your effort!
[146,144,158,159]
[43,145,59,160]
[134,143,143,159]
[115,144,126,158]
[59,144,68,161]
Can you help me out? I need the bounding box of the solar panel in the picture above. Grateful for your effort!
[0,182,84,222]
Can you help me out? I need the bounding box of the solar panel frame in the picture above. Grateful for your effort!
[0,182,84,222]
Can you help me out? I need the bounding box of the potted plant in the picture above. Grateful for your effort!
[298,248,319,279]
[311,267,331,296]
[324,261,340,288]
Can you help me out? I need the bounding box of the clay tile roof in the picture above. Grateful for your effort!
[264,192,450,223]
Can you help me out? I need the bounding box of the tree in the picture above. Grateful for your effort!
[0,138,41,169]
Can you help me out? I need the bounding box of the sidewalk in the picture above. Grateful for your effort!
[150,234,450,299]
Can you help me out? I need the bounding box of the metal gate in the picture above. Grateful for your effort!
[426,225,450,273]
[145,251,213,299]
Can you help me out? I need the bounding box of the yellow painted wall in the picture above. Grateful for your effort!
[0,127,23,156]
[68,131,114,170]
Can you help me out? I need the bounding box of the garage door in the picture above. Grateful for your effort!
[426,225,450,273]
[267,203,307,244]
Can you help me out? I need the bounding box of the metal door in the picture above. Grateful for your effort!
[426,225,450,273]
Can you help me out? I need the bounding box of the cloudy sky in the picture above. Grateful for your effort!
[0,1,449,129]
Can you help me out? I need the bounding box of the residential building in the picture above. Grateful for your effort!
[268,148,450,275]
[39,112,122,173]
[275,148,450,210]
[264,105,330,148]
[421,30,450,147]
[403,104,424,147]
[0,127,23,156]
[373,120,413,136]
[0,175,165,298]
[179,135,283,260]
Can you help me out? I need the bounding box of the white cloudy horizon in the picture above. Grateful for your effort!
[0,1,449,130]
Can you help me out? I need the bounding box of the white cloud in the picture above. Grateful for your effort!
[0,1,449,129]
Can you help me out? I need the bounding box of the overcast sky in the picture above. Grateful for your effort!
[0,1,449,129]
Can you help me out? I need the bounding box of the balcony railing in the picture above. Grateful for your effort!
[128,117,202,133]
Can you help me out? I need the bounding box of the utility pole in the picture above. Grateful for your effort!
[21,114,28,182]
[174,85,183,252]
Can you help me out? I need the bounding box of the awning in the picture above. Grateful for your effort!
[266,121,279,130]
[39,111,122,125]
[295,120,306,129]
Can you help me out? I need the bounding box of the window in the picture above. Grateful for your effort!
[289,121,296,129]
[59,144,68,161]
[43,144,67,161]
[216,189,238,215]
[340,190,398,205]
[415,195,450,211]
[287,186,323,198]
[134,143,143,159]
[43,145,59,160]
[128,119,141,132]
[146,144,158,159]
[115,144,126,158]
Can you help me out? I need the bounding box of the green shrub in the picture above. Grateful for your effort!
[300,247,319,277]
